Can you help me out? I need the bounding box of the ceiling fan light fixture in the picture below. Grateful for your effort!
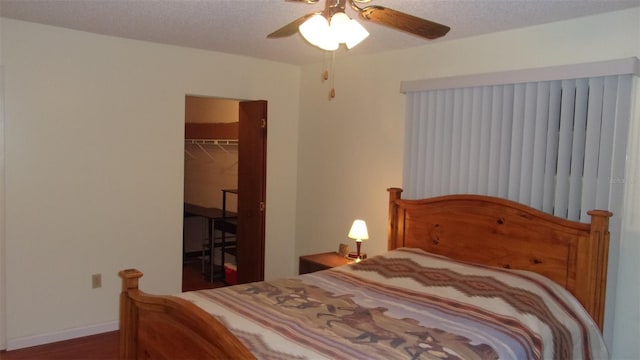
[344,19,369,49]
[269,0,451,50]
[299,14,339,51]
[299,11,368,51]
[329,12,351,35]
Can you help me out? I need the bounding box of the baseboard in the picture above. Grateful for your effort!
[5,321,118,351]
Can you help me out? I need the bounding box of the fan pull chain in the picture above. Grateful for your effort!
[321,51,330,82]
[320,51,337,100]
[329,51,336,99]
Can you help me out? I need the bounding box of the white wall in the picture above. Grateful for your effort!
[0,10,6,350]
[296,8,640,359]
[2,7,638,357]
[1,18,300,346]
[616,77,640,359]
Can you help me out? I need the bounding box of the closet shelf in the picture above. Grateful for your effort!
[185,139,238,146]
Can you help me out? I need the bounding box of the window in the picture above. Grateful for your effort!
[401,59,636,222]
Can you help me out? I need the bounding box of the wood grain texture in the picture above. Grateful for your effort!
[119,269,255,360]
[118,187,611,358]
[386,187,611,331]
[0,332,118,360]
[299,252,351,274]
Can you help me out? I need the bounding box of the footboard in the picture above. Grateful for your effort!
[119,269,255,359]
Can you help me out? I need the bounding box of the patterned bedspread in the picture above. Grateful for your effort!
[179,248,607,359]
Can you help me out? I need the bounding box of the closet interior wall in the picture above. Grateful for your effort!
[183,96,239,268]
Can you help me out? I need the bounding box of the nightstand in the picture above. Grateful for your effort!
[299,252,352,275]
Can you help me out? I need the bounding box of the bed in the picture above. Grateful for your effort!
[119,187,612,359]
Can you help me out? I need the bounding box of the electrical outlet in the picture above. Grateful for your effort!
[92,273,102,289]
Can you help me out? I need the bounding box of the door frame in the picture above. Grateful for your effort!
[181,96,267,285]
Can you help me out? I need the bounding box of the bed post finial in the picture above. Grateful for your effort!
[119,268,143,291]
[387,188,403,250]
[119,269,143,359]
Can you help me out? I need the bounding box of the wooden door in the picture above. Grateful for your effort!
[237,100,267,283]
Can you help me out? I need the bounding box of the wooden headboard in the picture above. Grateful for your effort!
[387,187,612,331]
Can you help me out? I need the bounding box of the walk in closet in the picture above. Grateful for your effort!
[183,96,239,286]
[183,96,268,288]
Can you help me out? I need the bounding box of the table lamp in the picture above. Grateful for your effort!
[347,219,368,261]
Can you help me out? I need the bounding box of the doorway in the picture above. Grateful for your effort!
[182,96,267,290]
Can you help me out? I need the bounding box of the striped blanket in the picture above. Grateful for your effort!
[179,248,607,359]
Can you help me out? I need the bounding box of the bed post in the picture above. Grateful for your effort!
[579,210,612,332]
[387,188,403,250]
[119,269,143,359]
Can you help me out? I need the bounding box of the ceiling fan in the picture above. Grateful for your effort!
[267,0,450,50]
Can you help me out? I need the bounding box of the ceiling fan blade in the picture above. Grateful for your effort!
[267,13,317,38]
[358,5,450,40]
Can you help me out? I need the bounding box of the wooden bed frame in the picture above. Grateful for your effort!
[119,188,611,359]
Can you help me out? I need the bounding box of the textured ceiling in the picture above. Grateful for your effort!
[1,0,639,65]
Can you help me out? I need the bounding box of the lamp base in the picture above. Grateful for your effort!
[347,252,367,260]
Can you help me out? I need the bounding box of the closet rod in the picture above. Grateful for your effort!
[184,139,238,158]
[184,139,238,146]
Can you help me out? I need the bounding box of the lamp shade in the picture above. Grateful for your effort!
[347,220,369,241]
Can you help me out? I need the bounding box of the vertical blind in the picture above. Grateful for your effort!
[403,73,633,222]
